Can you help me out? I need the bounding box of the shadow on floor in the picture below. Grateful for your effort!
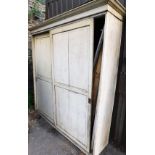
[100,144,126,155]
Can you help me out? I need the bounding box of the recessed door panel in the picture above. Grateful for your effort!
[68,91,88,146]
[53,32,69,85]
[36,79,54,121]
[35,36,51,79]
[55,86,88,146]
[55,86,69,131]
[69,26,90,91]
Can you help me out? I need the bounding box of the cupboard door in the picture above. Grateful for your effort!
[51,19,93,152]
[34,34,54,123]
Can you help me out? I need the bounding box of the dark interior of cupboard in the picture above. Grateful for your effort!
[90,15,105,145]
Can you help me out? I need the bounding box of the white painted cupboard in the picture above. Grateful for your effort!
[33,19,94,153]
[31,1,125,154]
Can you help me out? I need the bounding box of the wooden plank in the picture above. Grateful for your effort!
[93,26,104,69]
[92,45,103,122]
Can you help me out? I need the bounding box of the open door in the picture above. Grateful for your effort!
[50,19,94,153]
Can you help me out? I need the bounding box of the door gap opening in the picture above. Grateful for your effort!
[90,15,105,149]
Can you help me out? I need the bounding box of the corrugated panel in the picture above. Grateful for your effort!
[117,0,126,7]
[62,0,68,12]
[80,0,89,5]
[57,0,62,14]
[73,0,80,8]
[46,0,92,19]
[68,0,73,10]
[52,1,56,17]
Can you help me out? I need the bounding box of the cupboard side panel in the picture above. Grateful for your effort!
[93,12,123,155]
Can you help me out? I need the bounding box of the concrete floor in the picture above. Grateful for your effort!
[100,145,125,155]
[29,116,84,155]
[28,115,125,155]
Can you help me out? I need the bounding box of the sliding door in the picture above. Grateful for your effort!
[51,19,94,152]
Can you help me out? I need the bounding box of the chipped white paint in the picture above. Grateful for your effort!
[50,19,94,153]
[92,12,123,155]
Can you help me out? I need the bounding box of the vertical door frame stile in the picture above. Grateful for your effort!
[88,18,94,99]
[32,36,37,110]
[87,18,94,152]
[47,33,55,123]
[49,31,56,126]
[50,31,57,126]
[67,30,70,139]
